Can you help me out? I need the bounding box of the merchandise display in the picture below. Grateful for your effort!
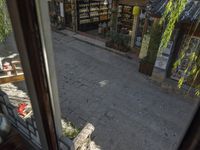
[117,4,133,34]
[77,0,110,31]
[117,4,147,48]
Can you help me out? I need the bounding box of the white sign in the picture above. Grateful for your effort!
[155,55,169,70]
[162,41,173,55]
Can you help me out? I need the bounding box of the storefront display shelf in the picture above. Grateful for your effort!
[77,0,109,31]
[117,4,133,32]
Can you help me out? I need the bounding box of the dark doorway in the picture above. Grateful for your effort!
[64,0,73,29]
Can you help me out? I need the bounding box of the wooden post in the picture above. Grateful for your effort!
[142,17,148,37]
[110,0,119,32]
[72,0,77,32]
[130,16,139,48]
[130,6,140,49]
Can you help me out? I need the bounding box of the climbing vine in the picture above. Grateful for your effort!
[0,0,12,43]
[160,0,200,96]
[159,0,188,51]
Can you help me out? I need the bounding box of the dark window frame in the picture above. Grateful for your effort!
[6,0,60,149]
[6,0,200,150]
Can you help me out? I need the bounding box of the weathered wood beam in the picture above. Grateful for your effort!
[0,74,24,84]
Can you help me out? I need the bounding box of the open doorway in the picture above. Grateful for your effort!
[64,0,73,29]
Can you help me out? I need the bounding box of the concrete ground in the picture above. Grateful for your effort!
[52,32,199,150]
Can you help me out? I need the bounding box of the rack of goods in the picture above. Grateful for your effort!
[117,4,133,34]
[77,0,109,31]
[0,59,24,84]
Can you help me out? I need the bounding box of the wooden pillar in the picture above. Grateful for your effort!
[110,0,119,32]
[130,6,140,49]
[59,0,65,28]
[142,17,148,37]
[71,0,77,32]
[130,16,139,48]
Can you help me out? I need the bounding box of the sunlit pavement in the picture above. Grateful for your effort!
[52,32,199,150]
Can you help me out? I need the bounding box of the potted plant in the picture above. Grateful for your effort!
[139,58,155,76]
[106,31,131,52]
[139,21,162,76]
[105,31,115,48]
[121,34,131,52]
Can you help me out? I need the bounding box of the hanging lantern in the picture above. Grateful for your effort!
[132,6,140,16]
[104,0,108,5]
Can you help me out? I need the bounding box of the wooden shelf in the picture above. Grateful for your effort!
[77,0,109,31]
[0,74,24,84]
[117,4,133,32]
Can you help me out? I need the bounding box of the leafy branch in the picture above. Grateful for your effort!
[0,0,12,43]
[159,0,188,53]
[159,0,200,96]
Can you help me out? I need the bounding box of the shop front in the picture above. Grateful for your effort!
[64,0,73,29]
[105,0,149,54]
[117,0,148,48]
[151,21,200,90]
[49,0,149,45]
[140,0,200,91]
[76,0,111,40]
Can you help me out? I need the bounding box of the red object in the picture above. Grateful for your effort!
[17,103,27,116]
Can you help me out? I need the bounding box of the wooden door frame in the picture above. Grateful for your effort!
[6,0,61,149]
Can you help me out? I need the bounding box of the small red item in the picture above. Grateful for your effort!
[17,103,27,116]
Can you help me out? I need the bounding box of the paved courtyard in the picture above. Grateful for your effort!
[52,32,198,150]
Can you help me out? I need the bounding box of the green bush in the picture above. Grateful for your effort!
[107,31,130,50]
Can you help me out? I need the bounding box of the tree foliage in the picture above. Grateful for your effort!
[0,0,12,43]
[160,0,200,96]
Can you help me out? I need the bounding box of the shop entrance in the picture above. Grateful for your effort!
[76,0,111,41]
[117,3,149,49]
[64,0,73,29]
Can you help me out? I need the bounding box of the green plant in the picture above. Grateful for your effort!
[61,119,80,139]
[0,0,12,43]
[175,36,200,95]
[144,21,162,64]
[160,0,200,96]
[107,31,131,51]
[122,34,130,47]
